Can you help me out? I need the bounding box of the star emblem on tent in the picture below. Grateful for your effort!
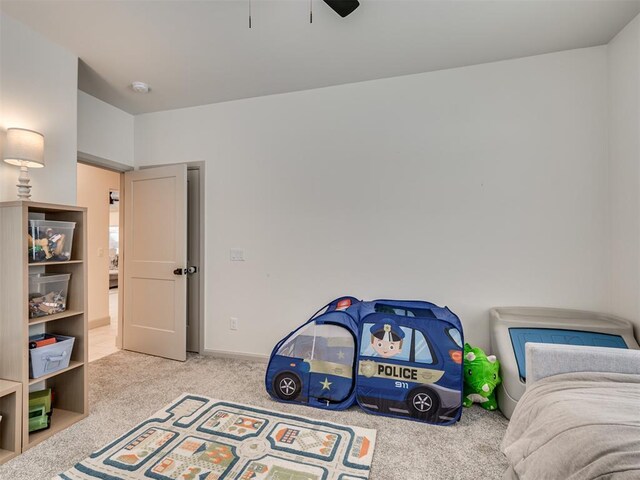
[337,351,345,360]
[320,378,332,390]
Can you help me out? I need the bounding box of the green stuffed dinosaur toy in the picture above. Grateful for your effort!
[463,343,501,411]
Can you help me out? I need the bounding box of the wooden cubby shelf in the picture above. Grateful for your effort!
[27,408,85,449]
[28,309,84,326]
[0,450,13,465]
[29,260,83,267]
[0,379,22,465]
[28,361,84,386]
[0,201,88,457]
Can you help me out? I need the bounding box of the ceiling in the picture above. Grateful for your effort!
[2,0,639,115]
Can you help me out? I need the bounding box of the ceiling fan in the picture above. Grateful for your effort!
[248,0,360,28]
[323,0,360,17]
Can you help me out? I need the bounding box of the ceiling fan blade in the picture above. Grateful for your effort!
[323,0,360,18]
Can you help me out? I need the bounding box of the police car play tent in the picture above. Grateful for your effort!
[265,297,464,425]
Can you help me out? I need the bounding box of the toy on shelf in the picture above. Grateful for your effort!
[28,388,52,433]
[28,232,66,261]
[28,273,70,318]
[27,220,76,262]
[265,296,464,426]
[462,343,501,411]
[29,336,57,349]
[29,291,66,317]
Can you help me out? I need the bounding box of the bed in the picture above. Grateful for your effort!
[501,343,640,479]
[490,307,639,418]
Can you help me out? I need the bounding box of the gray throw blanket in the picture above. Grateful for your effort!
[501,371,640,479]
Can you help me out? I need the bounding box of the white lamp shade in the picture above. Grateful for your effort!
[3,128,45,168]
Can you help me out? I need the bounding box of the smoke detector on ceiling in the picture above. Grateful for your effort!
[131,81,150,93]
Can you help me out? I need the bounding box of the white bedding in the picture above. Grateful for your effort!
[501,371,640,480]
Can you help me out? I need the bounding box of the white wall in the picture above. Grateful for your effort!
[608,15,640,335]
[0,13,78,205]
[78,91,134,166]
[136,47,610,355]
[77,163,120,326]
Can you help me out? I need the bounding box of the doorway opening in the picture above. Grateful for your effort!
[120,163,204,361]
[76,162,122,362]
[78,157,204,362]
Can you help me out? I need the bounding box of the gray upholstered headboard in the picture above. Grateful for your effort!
[525,342,640,385]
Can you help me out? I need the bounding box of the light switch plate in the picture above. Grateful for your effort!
[230,249,245,261]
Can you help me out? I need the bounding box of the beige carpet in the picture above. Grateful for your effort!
[0,351,509,479]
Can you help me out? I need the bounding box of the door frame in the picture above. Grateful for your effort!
[139,161,206,354]
[77,155,206,354]
[78,152,132,350]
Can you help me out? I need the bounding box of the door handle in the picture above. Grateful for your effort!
[174,267,198,275]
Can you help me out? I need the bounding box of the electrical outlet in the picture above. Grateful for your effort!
[230,317,238,331]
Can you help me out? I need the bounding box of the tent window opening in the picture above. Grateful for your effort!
[277,322,354,365]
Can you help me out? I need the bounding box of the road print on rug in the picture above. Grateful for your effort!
[55,393,376,480]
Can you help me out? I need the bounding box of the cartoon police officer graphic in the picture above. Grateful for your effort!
[370,320,405,358]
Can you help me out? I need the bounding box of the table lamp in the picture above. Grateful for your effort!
[3,128,45,200]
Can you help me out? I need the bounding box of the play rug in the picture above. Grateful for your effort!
[54,393,377,480]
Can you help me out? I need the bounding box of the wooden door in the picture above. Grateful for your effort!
[123,165,187,361]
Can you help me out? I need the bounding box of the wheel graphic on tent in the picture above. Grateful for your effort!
[407,387,440,420]
[274,372,302,401]
[413,393,432,411]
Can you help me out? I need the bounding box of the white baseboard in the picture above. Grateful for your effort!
[89,316,111,330]
[201,348,269,363]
